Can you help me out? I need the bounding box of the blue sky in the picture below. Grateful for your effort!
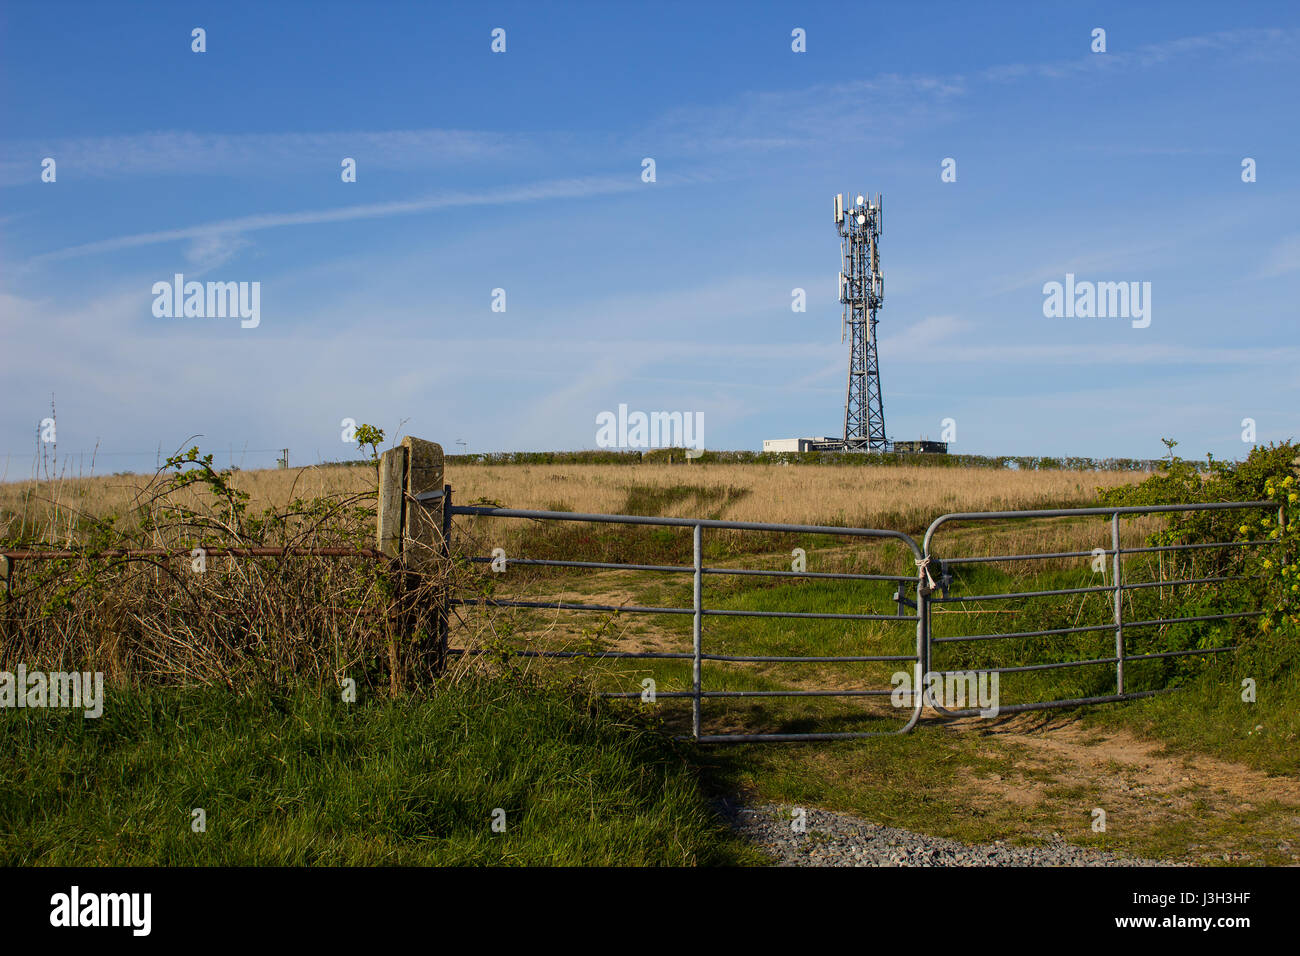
[2,0,1298,474]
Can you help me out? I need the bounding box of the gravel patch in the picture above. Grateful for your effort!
[722,801,1168,867]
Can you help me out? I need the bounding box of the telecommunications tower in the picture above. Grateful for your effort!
[834,192,887,450]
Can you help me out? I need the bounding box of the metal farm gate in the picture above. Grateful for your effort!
[438,485,1280,743]
[446,504,928,743]
[919,501,1279,719]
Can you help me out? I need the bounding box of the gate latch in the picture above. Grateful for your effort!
[914,555,952,600]
[892,587,917,612]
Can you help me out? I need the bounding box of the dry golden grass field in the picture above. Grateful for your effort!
[0,460,1141,529]
[443,461,1145,526]
[0,459,1147,551]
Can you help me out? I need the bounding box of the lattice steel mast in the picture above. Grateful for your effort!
[834,192,887,450]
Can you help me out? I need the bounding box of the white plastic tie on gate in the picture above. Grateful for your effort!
[915,556,938,593]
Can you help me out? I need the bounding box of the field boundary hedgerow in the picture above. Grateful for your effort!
[431,449,1175,471]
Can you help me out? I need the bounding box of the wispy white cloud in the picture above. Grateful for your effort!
[896,341,1300,367]
[643,73,966,156]
[0,128,521,187]
[877,312,1300,368]
[981,237,1185,299]
[879,314,971,354]
[185,234,253,273]
[1254,233,1300,278]
[645,27,1300,159]
[981,27,1300,83]
[27,173,659,263]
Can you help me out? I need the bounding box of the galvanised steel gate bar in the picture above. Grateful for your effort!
[446,505,928,743]
[920,500,1279,718]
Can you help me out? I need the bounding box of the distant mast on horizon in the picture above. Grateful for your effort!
[834,192,887,451]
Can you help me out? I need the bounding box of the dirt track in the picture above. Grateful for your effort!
[946,713,1300,865]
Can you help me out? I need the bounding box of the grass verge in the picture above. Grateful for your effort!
[0,677,763,866]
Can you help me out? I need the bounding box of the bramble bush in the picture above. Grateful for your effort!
[1254,468,1299,678]
[1100,439,1298,680]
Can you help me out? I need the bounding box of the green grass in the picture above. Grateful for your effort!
[0,677,764,866]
